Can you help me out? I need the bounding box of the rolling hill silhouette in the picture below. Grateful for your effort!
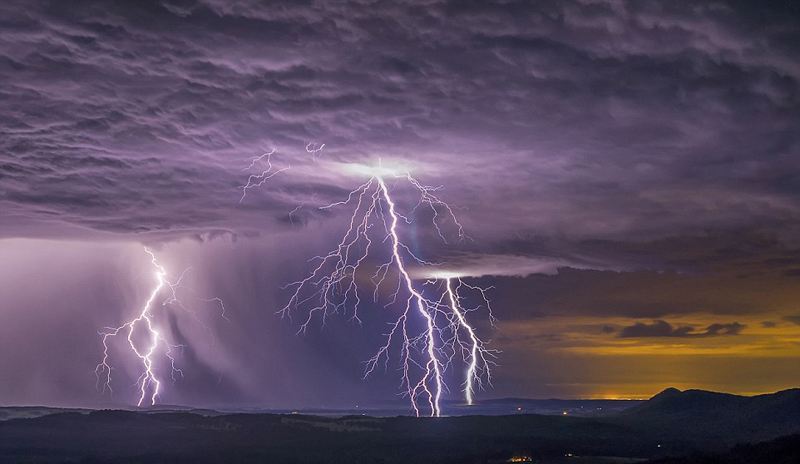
[618,387,800,444]
[1,388,798,463]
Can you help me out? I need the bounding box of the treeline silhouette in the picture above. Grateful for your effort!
[0,388,797,464]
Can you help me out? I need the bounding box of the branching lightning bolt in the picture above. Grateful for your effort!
[240,148,290,203]
[95,248,226,406]
[95,248,176,406]
[280,169,495,416]
[442,277,495,406]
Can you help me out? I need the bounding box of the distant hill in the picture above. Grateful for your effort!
[618,387,800,445]
[441,397,642,417]
[0,406,90,421]
[0,411,655,463]
[0,399,642,420]
[644,434,800,464]
[0,388,797,463]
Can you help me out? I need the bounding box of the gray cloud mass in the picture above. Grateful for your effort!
[1,0,799,251]
[618,320,745,338]
[1,1,800,406]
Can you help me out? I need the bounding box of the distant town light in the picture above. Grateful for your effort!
[507,456,533,463]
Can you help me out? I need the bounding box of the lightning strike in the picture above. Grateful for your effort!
[305,142,326,160]
[443,276,495,405]
[240,148,290,203]
[95,248,226,406]
[280,168,495,416]
[288,204,304,225]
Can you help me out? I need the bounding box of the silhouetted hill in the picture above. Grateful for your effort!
[0,411,654,463]
[1,388,798,463]
[644,434,800,464]
[468,397,641,416]
[617,387,800,444]
[0,406,90,421]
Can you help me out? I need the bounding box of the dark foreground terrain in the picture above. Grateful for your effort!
[1,388,798,464]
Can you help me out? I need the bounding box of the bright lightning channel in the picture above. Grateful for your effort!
[280,168,495,416]
[95,248,225,407]
[443,276,494,406]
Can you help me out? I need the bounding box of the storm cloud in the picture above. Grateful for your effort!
[2,1,799,248]
[1,1,800,405]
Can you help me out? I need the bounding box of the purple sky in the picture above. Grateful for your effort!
[1,0,799,408]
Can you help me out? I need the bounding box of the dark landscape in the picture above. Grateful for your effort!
[2,1,800,463]
[2,388,798,464]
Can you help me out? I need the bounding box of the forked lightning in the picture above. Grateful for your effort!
[95,248,225,406]
[280,168,495,416]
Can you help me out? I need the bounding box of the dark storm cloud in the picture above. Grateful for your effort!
[618,319,744,338]
[1,0,799,248]
[2,1,800,405]
[784,315,800,326]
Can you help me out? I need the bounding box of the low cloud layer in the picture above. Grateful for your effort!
[618,320,745,338]
[783,315,800,326]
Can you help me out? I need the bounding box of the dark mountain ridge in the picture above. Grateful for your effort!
[0,387,797,463]
[617,387,800,444]
[644,434,800,464]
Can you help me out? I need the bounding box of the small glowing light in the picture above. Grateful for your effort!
[507,456,533,463]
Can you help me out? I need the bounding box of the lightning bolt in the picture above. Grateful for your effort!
[305,142,326,161]
[443,277,495,405]
[280,168,495,416]
[240,148,290,203]
[95,248,226,406]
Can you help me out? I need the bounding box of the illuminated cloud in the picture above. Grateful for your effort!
[1,1,799,405]
[1,1,798,249]
[411,253,603,279]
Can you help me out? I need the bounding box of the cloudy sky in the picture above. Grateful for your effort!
[1,0,799,409]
